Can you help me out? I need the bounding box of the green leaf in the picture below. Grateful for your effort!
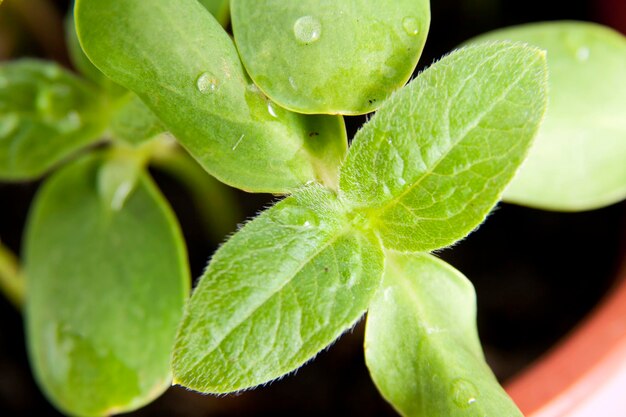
[0,60,109,181]
[173,186,384,393]
[231,0,430,115]
[109,94,166,145]
[339,43,548,252]
[471,22,626,211]
[65,13,125,96]
[198,0,230,27]
[75,0,347,193]
[365,252,523,417]
[24,154,189,416]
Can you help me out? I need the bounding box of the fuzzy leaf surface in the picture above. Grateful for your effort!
[473,22,626,211]
[0,60,108,180]
[340,43,548,251]
[25,155,189,416]
[231,0,430,115]
[76,0,347,193]
[365,252,523,417]
[173,186,384,392]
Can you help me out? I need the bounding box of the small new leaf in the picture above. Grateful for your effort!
[25,155,189,416]
[75,0,347,193]
[173,186,384,393]
[0,60,108,180]
[365,252,523,417]
[340,42,548,252]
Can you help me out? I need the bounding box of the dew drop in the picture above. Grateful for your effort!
[576,46,590,61]
[0,114,19,139]
[43,65,62,79]
[450,378,479,409]
[58,111,82,133]
[293,16,322,44]
[267,102,278,118]
[36,85,73,117]
[196,72,219,93]
[402,17,420,36]
[288,76,298,91]
[270,204,320,228]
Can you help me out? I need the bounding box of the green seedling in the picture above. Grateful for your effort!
[1,1,625,416]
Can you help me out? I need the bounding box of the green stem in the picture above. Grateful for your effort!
[150,141,243,242]
[0,241,25,309]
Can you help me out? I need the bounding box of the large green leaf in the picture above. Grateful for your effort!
[231,0,430,115]
[24,154,189,416]
[65,13,125,96]
[365,252,522,417]
[75,0,347,193]
[0,60,108,180]
[472,22,626,211]
[339,43,548,252]
[173,186,384,392]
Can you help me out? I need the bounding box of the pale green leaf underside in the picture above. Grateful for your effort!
[365,252,523,417]
[173,186,384,393]
[75,0,347,193]
[25,155,189,416]
[198,0,231,27]
[340,42,548,252]
[231,0,430,115]
[0,60,108,180]
[473,22,626,211]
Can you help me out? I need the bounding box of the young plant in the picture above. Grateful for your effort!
[0,1,625,416]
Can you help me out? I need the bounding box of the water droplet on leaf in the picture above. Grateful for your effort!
[288,76,298,91]
[0,114,19,139]
[267,102,278,118]
[402,17,420,36]
[576,46,590,61]
[196,72,219,93]
[450,378,479,408]
[36,85,73,118]
[293,16,322,44]
[58,111,82,133]
[270,204,320,228]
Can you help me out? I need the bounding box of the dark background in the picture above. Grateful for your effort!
[1,0,625,415]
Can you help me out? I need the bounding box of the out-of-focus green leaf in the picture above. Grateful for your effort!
[365,252,523,417]
[472,22,626,211]
[231,0,430,115]
[76,0,347,193]
[109,94,165,145]
[173,186,384,392]
[0,60,108,180]
[65,13,124,95]
[198,0,230,27]
[25,154,189,416]
[339,43,548,252]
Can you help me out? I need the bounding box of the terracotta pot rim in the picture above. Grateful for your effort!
[505,235,626,416]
